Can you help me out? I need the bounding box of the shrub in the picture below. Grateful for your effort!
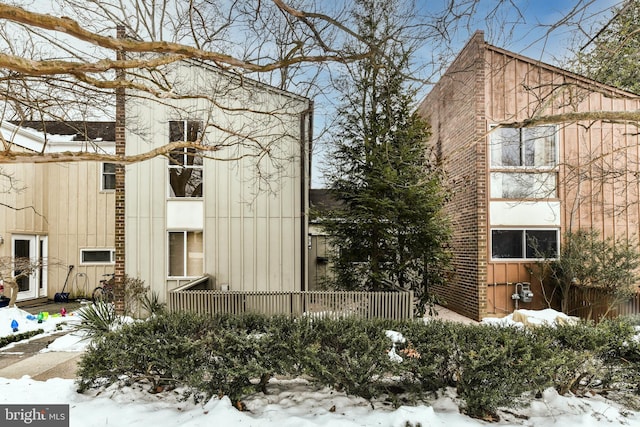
[301,317,395,399]
[76,311,640,417]
[0,329,44,349]
[140,291,166,317]
[396,320,462,393]
[74,302,120,339]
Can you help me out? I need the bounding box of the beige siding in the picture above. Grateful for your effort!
[126,62,310,300]
[482,46,640,316]
[1,157,114,299]
[46,162,115,298]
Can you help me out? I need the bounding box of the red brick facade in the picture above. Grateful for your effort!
[114,25,126,313]
[417,32,488,320]
[418,31,640,320]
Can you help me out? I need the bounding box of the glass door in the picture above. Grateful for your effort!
[12,235,47,301]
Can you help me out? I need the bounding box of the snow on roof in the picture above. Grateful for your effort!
[1,120,115,154]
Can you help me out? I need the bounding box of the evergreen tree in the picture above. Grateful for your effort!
[322,0,451,312]
[574,0,640,93]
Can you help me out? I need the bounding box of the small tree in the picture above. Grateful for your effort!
[534,229,640,319]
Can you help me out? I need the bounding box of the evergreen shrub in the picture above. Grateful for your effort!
[76,312,640,418]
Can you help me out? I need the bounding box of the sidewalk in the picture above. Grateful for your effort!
[0,300,86,381]
[425,305,479,324]
[0,331,83,380]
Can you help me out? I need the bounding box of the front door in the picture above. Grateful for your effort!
[12,235,48,301]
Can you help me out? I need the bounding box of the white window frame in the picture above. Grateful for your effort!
[168,120,204,199]
[489,125,558,169]
[491,228,559,261]
[167,230,204,278]
[80,248,115,265]
[101,162,116,191]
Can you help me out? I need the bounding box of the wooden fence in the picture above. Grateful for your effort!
[566,287,640,321]
[168,289,414,320]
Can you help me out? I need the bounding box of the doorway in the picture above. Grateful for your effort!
[11,234,48,301]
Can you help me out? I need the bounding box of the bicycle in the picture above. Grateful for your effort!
[92,273,115,304]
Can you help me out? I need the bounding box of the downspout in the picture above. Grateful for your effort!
[300,100,314,292]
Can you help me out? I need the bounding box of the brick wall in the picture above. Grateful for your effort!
[114,25,126,314]
[417,31,487,320]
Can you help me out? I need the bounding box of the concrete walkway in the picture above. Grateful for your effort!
[425,305,479,324]
[0,332,83,380]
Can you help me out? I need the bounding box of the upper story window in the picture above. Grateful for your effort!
[168,120,203,198]
[101,163,116,191]
[490,126,557,199]
[490,126,556,168]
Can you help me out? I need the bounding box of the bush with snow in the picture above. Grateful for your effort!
[76,311,640,421]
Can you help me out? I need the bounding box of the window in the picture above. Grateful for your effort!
[168,231,203,277]
[491,229,558,259]
[490,126,556,168]
[490,172,557,198]
[102,163,116,191]
[168,121,203,198]
[81,249,115,264]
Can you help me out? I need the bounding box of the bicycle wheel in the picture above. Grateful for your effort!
[92,287,106,304]
[103,288,115,303]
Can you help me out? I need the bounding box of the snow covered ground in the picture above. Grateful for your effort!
[0,305,639,427]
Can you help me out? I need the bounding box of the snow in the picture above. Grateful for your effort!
[1,305,639,426]
[481,309,579,327]
[0,306,83,342]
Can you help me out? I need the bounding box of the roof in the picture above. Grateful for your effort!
[11,121,116,141]
[310,189,342,212]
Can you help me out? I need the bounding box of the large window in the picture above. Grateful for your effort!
[491,229,558,260]
[168,121,203,198]
[490,126,556,168]
[490,126,557,199]
[168,231,203,277]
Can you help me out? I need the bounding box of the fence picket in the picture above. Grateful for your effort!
[167,289,414,320]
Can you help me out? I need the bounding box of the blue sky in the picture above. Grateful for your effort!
[311,0,624,186]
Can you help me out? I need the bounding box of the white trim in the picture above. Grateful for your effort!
[490,201,561,226]
[80,248,116,265]
[167,230,204,279]
[11,234,47,300]
[1,121,115,154]
[488,124,559,169]
[100,162,117,191]
[490,228,560,261]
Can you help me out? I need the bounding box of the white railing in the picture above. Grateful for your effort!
[167,289,414,320]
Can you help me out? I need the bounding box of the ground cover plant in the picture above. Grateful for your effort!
[76,312,640,420]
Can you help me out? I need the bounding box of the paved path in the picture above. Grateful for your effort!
[0,331,83,381]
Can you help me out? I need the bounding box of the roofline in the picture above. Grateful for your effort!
[424,30,640,105]
[0,120,116,154]
[184,58,313,106]
[483,41,640,99]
